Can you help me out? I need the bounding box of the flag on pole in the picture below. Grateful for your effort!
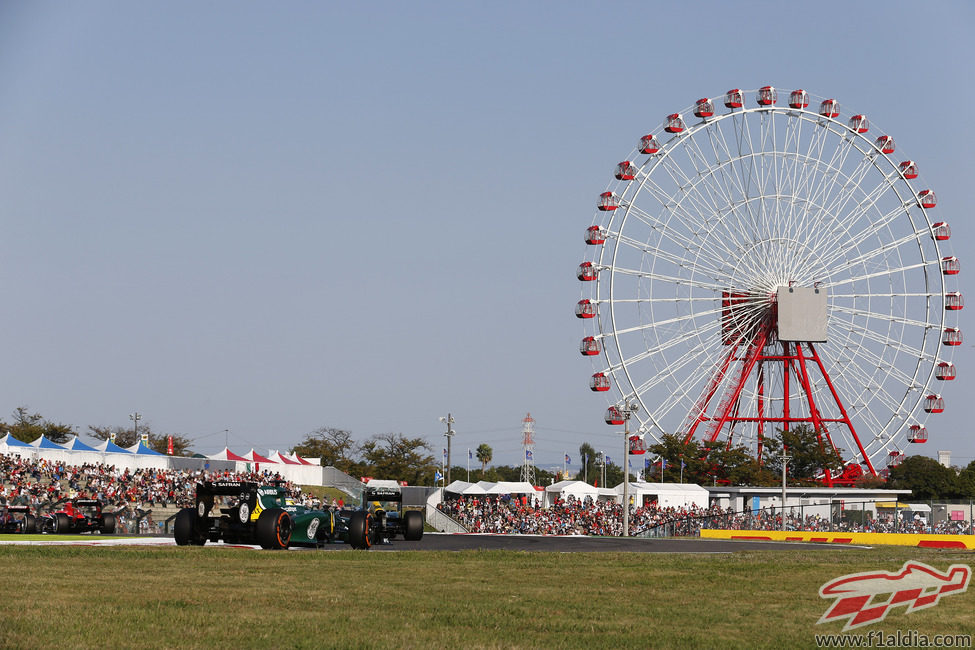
[681,459,686,469]
[583,453,588,465]
[443,448,447,462]
[434,470,443,483]
[469,449,473,460]
[644,457,651,468]
[565,454,571,465]
[661,459,667,469]
[606,455,612,465]
[526,449,533,461]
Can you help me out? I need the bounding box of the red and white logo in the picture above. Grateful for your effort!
[818,561,970,631]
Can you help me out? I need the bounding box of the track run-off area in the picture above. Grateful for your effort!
[0,532,873,553]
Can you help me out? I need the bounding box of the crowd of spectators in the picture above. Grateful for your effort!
[0,452,320,533]
[437,494,974,537]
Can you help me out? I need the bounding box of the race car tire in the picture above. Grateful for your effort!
[54,513,71,534]
[256,508,292,550]
[403,510,424,541]
[348,511,372,550]
[174,508,205,546]
[100,512,116,535]
[22,514,36,534]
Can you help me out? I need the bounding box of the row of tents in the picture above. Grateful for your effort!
[0,434,325,485]
[442,479,709,509]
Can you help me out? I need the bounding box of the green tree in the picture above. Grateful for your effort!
[576,442,598,484]
[887,455,960,500]
[290,427,358,472]
[958,460,975,498]
[762,425,844,485]
[475,443,493,472]
[359,433,436,486]
[3,406,75,444]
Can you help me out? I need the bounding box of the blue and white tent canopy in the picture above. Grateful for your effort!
[125,441,164,456]
[64,436,99,452]
[0,434,33,448]
[94,439,132,454]
[30,435,67,450]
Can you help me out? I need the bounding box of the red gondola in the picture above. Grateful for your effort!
[615,161,637,181]
[932,222,950,241]
[665,113,685,134]
[898,160,918,179]
[848,114,869,133]
[585,225,607,245]
[875,135,895,154]
[577,262,598,281]
[628,435,647,454]
[597,191,619,211]
[820,99,840,118]
[580,337,600,356]
[639,134,660,154]
[923,394,945,413]
[945,292,964,311]
[941,256,960,275]
[757,86,777,106]
[590,372,610,392]
[789,89,809,109]
[724,89,743,109]
[575,299,596,319]
[604,406,625,425]
[918,190,937,209]
[694,98,714,118]
[888,451,904,466]
[908,425,928,443]
[935,361,956,381]
[942,327,962,346]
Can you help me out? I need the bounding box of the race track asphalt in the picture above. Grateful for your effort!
[342,533,860,553]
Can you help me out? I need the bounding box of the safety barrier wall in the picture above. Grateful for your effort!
[700,528,975,550]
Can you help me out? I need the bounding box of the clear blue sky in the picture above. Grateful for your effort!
[0,2,972,468]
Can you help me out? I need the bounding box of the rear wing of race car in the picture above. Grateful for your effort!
[3,505,30,514]
[363,486,403,502]
[73,499,101,508]
[197,481,260,497]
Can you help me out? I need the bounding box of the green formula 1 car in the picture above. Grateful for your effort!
[174,480,334,550]
[333,480,424,549]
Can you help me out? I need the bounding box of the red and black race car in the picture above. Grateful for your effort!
[0,504,36,533]
[37,499,116,534]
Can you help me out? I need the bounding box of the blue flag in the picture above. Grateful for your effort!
[661,459,667,470]
[469,449,473,460]
[526,449,533,461]
[434,470,443,483]
[644,457,650,469]
[605,455,612,466]
[443,448,447,461]
[565,454,571,465]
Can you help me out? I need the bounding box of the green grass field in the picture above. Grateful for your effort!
[0,541,972,649]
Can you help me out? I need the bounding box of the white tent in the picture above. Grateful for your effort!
[615,481,709,509]
[543,480,601,507]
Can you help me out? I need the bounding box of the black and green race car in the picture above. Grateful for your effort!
[333,480,424,549]
[174,480,334,550]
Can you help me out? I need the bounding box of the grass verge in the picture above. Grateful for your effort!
[0,544,972,648]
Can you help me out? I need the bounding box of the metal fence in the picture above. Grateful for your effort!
[637,500,975,538]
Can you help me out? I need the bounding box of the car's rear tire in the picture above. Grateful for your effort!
[403,510,424,541]
[100,512,116,535]
[54,513,71,534]
[22,514,36,534]
[256,508,292,550]
[174,508,205,546]
[348,511,372,550]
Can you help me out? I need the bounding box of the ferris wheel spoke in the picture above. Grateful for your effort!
[624,199,742,273]
[826,260,936,289]
[817,216,926,275]
[828,302,938,332]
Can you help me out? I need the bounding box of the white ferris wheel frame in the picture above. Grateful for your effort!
[581,87,958,471]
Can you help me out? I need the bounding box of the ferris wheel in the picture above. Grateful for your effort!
[577,86,961,483]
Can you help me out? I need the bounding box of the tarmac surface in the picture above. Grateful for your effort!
[0,532,865,552]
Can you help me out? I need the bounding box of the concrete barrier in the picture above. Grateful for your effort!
[700,529,975,549]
